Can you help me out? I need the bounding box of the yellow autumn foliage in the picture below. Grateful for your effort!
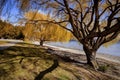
[23,11,72,42]
[22,23,34,41]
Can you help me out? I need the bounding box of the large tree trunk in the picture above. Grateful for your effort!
[40,40,44,46]
[83,46,99,70]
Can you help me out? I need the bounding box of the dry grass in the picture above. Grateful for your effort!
[0,42,77,80]
[0,41,9,45]
[0,41,119,80]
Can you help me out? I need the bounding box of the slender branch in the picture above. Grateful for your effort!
[92,0,99,32]
[33,0,50,5]
[28,19,73,33]
[54,0,65,7]
[82,5,92,21]
[63,0,81,36]
[99,4,116,18]
[87,4,94,28]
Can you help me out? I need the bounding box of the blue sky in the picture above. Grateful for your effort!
[0,0,45,25]
[0,0,22,24]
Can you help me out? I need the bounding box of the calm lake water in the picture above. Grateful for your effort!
[46,41,120,56]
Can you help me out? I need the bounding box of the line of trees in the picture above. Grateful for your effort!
[0,11,72,46]
[0,20,24,39]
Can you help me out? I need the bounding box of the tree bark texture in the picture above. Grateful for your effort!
[83,46,99,70]
[40,40,44,46]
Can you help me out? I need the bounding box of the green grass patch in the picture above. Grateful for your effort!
[98,65,109,72]
[59,75,70,80]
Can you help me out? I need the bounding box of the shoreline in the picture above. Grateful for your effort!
[44,44,120,64]
[0,39,120,64]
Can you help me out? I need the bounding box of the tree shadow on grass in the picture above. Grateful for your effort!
[0,45,47,56]
[0,45,57,65]
[0,45,59,80]
[34,59,59,80]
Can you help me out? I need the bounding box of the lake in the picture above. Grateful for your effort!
[46,41,120,56]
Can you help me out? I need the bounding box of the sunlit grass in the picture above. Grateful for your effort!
[0,41,119,80]
[0,41,82,80]
[0,41,9,45]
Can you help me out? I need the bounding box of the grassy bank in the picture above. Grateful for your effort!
[0,41,9,45]
[0,41,120,80]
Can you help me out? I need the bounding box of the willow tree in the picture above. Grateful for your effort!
[22,23,34,41]
[24,11,72,46]
[32,0,120,69]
